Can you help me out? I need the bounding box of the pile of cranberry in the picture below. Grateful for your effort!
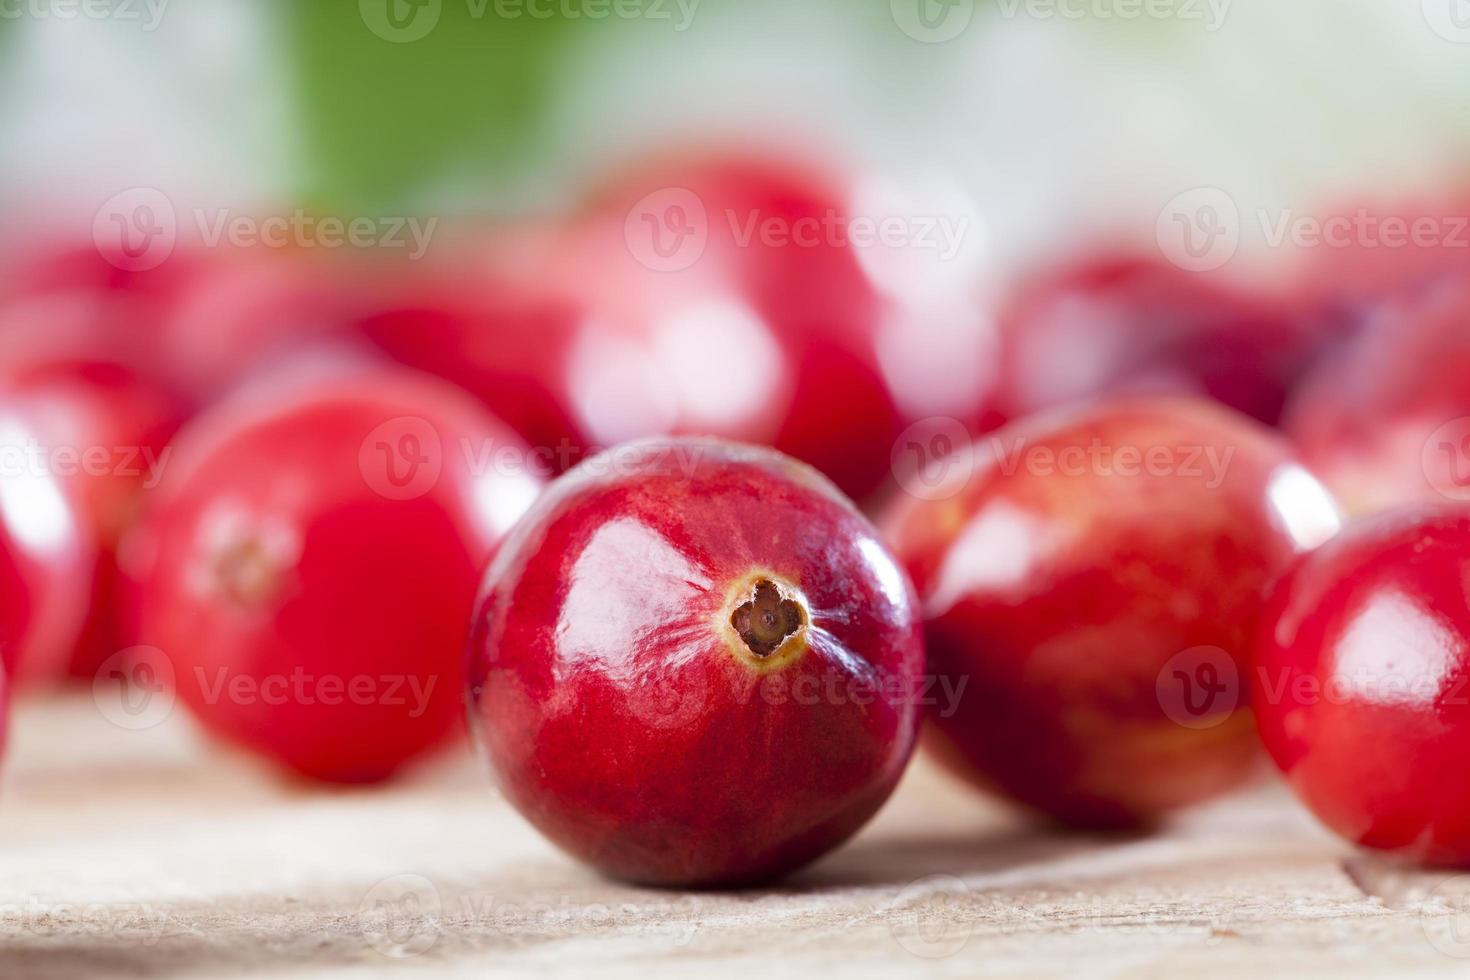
[2,155,1470,887]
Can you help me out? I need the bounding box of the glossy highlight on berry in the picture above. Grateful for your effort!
[883,396,1342,827]
[468,438,926,886]
[1253,506,1470,866]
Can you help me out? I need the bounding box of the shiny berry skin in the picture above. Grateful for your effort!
[128,369,542,782]
[1286,277,1470,517]
[1254,507,1470,866]
[469,439,925,886]
[883,397,1342,827]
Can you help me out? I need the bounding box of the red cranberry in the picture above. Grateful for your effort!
[993,255,1324,427]
[149,247,360,401]
[0,521,35,680]
[0,242,357,401]
[0,647,8,766]
[1294,195,1470,315]
[353,249,589,469]
[1286,277,1470,517]
[557,153,905,501]
[0,241,203,380]
[468,439,925,886]
[128,369,542,782]
[882,396,1341,827]
[0,359,188,680]
[0,403,95,680]
[1254,507,1470,865]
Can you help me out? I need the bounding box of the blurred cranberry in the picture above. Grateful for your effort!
[0,240,209,371]
[0,359,188,680]
[127,368,542,782]
[2,238,201,309]
[0,403,95,681]
[0,518,34,681]
[557,152,906,501]
[150,247,361,401]
[0,648,8,759]
[1295,196,1470,316]
[354,257,589,472]
[993,255,1325,427]
[1285,276,1470,517]
[0,241,359,402]
[361,157,947,500]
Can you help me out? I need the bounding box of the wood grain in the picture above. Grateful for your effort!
[1,692,1468,979]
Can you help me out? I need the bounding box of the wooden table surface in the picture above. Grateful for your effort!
[2,691,1469,979]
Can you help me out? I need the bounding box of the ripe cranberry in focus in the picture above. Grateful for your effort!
[129,370,542,782]
[1285,278,1470,517]
[0,359,188,680]
[1254,508,1470,866]
[469,439,925,886]
[882,397,1342,827]
[994,255,1324,427]
[559,153,905,502]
